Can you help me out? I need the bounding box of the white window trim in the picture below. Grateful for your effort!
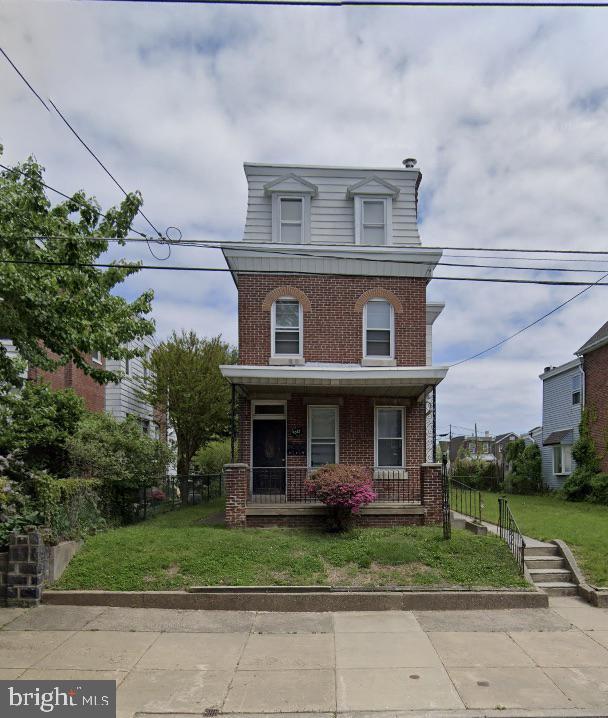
[354,196,393,245]
[271,298,303,359]
[307,405,339,468]
[374,406,405,469]
[271,194,311,243]
[250,400,287,495]
[363,299,394,360]
[552,444,572,476]
[91,351,102,365]
[252,400,287,421]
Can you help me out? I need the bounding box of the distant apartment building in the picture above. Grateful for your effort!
[539,359,583,489]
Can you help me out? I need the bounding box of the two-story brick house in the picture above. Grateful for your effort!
[220,161,448,528]
[577,320,608,473]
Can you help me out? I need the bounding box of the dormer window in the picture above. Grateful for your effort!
[272,298,302,357]
[362,200,387,245]
[264,173,318,244]
[280,198,303,243]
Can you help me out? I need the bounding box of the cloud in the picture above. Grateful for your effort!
[2,1,608,435]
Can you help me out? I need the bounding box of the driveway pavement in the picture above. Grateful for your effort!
[1,596,607,716]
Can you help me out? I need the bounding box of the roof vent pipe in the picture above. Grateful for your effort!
[402,158,417,168]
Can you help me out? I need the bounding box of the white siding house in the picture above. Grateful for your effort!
[540,359,583,490]
[105,340,157,437]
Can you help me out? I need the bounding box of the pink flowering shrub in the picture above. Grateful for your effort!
[305,465,376,532]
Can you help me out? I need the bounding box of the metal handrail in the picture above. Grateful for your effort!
[449,478,482,524]
[498,496,526,574]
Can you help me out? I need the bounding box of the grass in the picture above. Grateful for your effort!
[478,491,608,588]
[54,498,527,591]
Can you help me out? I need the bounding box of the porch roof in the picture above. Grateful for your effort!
[220,363,448,397]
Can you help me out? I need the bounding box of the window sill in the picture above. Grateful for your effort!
[362,358,397,367]
[554,472,571,477]
[269,356,305,366]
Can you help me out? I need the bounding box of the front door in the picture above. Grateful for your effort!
[252,419,286,495]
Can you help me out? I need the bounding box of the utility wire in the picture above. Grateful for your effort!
[76,0,608,7]
[3,257,608,286]
[449,269,608,366]
[0,48,50,112]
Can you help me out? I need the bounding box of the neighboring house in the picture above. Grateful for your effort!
[576,319,608,473]
[105,340,159,438]
[219,160,448,528]
[523,426,542,448]
[451,433,497,462]
[494,431,518,469]
[539,359,583,489]
[0,339,106,413]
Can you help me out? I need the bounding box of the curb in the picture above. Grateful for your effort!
[42,588,548,611]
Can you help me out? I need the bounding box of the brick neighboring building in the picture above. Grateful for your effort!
[577,320,608,473]
[27,351,106,413]
[219,160,448,528]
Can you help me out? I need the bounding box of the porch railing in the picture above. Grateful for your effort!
[498,496,526,574]
[449,477,482,524]
[247,466,421,504]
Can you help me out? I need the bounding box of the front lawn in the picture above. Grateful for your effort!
[479,491,608,588]
[55,499,526,590]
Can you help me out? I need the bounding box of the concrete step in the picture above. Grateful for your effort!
[535,581,578,596]
[524,544,560,557]
[529,568,573,583]
[525,556,566,570]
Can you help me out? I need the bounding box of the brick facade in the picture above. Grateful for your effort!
[238,274,427,366]
[583,344,608,473]
[28,352,106,413]
[224,464,248,528]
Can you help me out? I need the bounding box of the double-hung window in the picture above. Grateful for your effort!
[364,300,393,358]
[91,351,102,365]
[572,374,581,405]
[362,200,386,245]
[553,445,572,475]
[273,299,302,356]
[375,407,404,468]
[308,406,338,467]
[279,198,303,243]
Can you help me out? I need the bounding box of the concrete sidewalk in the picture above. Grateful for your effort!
[1,597,608,716]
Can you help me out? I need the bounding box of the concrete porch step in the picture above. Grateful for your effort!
[535,581,578,596]
[524,544,560,557]
[525,555,566,570]
[528,567,573,583]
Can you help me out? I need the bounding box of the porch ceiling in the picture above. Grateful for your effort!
[220,363,448,398]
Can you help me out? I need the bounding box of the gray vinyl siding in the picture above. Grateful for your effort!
[105,340,155,431]
[243,165,420,245]
[541,362,582,490]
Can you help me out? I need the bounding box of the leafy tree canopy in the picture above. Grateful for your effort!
[139,330,237,486]
[0,148,155,387]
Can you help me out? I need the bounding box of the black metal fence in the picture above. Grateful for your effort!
[247,466,421,504]
[498,495,526,574]
[131,473,223,521]
[449,476,483,524]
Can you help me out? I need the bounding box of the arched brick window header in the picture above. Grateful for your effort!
[261,286,312,313]
[354,289,403,313]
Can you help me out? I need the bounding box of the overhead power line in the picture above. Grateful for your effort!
[76,0,608,7]
[3,257,608,286]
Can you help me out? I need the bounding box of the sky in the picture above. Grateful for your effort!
[2,0,608,438]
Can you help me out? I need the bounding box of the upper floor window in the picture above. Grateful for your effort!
[91,351,102,365]
[280,198,303,243]
[272,298,302,357]
[362,200,387,245]
[363,299,393,358]
[572,374,581,405]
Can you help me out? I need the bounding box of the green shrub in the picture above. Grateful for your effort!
[0,471,40,549]
[451,456,497,490]
[33,474,105,544]
[562,467,594,501]
[506,441,542,494]
[193,438,231,475]
[589,473,608,505]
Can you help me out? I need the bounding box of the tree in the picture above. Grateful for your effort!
[0,381,85,475]
[139,331,237,501]
[505,439,542,494]
[0,149,155,388]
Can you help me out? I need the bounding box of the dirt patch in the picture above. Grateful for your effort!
[164,563,181,577]
[324,560,434,587]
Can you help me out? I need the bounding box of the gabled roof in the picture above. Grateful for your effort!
[263,173,318,196]
[577,319,608,355]
[495,432,517,444]
[346,176,401,199]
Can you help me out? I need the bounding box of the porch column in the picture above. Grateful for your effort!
[224,463,249,528]
[421,462,442,525]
